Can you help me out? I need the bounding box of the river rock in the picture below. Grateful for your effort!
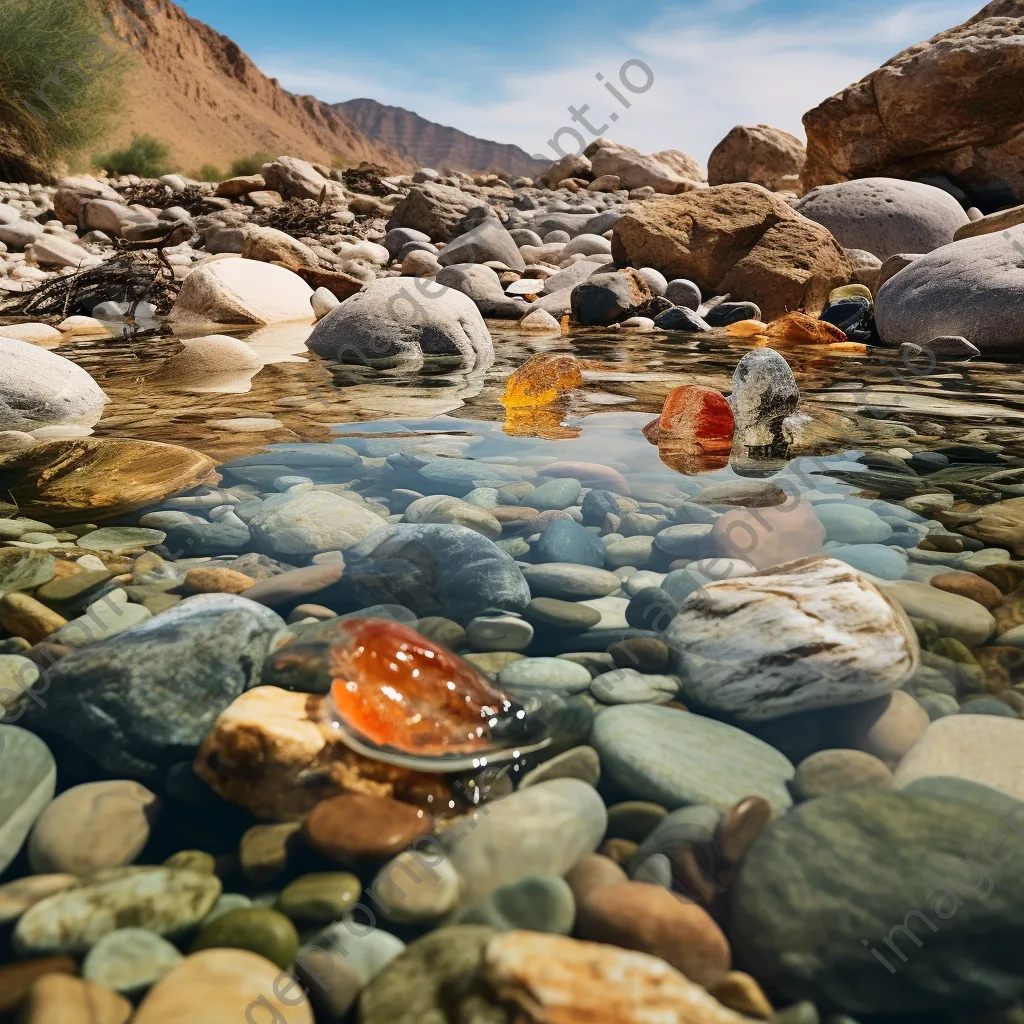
[28,780,159,875]
[0,438,219,522]
[592,704,794,811]
[959,496,1024,556]
[521,563,621,600]
[404,494,501,539]
[892,715,1024,800]
[878,578,996,646]
[0,727,56,875]
[82,927,183,996]
[18,974,132,1024]
[169,259,314,326]
[133,948,313,1024]
[151,334,264,394]
[795,179,969,260]
[457,875,576,935]
[440,218,526,271]
[328,523,530,622]
[792,749,893,800]
[387,183,489,241]
[482,930,754,1024]
[440,779,606,910]
[21,595,283,779]
[0,337,107,433]
[667,557,918,720]
[14,868,221,955]
[536,519,606,567]
[732,789,1024,1013]
[728,348,799,449]
[191,907,298,969]
[248,490,384,557]
[711,500,824,570]
[875,226,1024,353]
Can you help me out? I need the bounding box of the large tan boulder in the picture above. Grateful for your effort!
[653,149,708,183]
[708,125,806,192]
[169,258,314,326]
[612,183,851,318]
[241,225,320,270]
[802,0,1024,201]
[590,143,702,194]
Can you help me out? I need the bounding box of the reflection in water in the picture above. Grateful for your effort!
[38,317,1024,471]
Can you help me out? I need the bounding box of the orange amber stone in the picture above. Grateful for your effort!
[501,353,583,409]
[327,618,525,766]
[642,385,734,453]
[763,311,847,345]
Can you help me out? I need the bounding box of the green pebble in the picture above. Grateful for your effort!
[191,907,298,969]
[276,872,362,924]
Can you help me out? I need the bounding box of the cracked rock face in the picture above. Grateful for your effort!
[665,556,919,721]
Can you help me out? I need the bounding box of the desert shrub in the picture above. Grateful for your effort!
[96,135,172,178]
[193,163,223,183]
[0,0,130,166]
[229,152,273,177]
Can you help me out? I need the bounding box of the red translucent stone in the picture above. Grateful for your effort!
[327,618,517,762]
[642,385,734,453]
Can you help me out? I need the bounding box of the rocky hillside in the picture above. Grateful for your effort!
[336,98,547,178]
[97,1,410,175]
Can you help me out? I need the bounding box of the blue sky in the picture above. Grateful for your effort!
[182,0,981,163]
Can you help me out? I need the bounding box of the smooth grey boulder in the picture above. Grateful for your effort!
[875,226,1024,352]
[438,219,526,272]
[435,263,505,302]
[386,183,488,242]
[305,277,494,370]
[0,337,107,431]
[733,788,1024,1013]
[20,595,284,779]
[248,489,385,557]
[325,523,531,622]
[795,178,969,261]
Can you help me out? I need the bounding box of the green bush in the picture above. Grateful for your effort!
[0,0,130,166]
[96,135,172,178]
[229,152,273,177]
[193,163,223,183]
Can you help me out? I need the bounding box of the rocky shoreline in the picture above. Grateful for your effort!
[2,2,1024,1022]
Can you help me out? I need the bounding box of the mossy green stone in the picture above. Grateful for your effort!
[275,872,361,923]
[191,907,298,969]
[0,549,55,592]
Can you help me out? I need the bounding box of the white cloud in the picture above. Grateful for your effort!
[262,0,980,164]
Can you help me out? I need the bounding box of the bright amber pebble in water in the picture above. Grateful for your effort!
[642,384,734,454]
[501,353,583,408]
[328,618,511,757]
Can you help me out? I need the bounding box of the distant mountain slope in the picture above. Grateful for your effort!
[96,1,410,175]
[335,98,548,177]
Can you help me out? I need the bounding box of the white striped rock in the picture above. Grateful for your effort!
[666,556,918,721]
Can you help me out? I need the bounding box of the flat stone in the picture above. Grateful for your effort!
[523,597,602,631]
[517,746,602,789]
[732,788,1024,1013]
[592,704,794,812]
[892,715,1024,800]
[466,614,534,651]
[82,927,183,997]
[0,549,55,591]
[521,563,621,599]
[792,749,893,800]
[498,656,592,693]
[28,780,159,875]
[0,874,77,925]
[303,792,430,865]
[275,872,362,924]
[591,668,680,705]
[132,949,314,1024]
[14,867,222,956]
[879,579,996,646]
[76,527,166,553]
[0,726,56,875]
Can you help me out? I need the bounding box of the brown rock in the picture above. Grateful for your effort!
[653,149,708,183]
[960,497,1024,556]
[716,797,774,865]
[708,125,806,193]
[576,881,731,987]
[0,956,77,1013]
[240,822,302,884]
[955,202,1024,241]
[612,184,851,319]
[0,593,67,644]
[242,562,345,607]
[386,183,487,241]
[21,973,132,1024]
[184,567,255,594]
[0,439,219,522]
[483,931,754,1024]
[194,686,455,820]
[590,143,703,194]
[972,646,1024,693]
[802,3,1024,199]
[276,264,366,301]
[762,310,847,344]
[133,948,313,1024]
[929,570,1003,610]
[711,499,825,570]
[995,588,1024,635]
[598,837,638,865]
[977,562,1024,595]
[707,971,774,1019]
[28,780,159,875]
[564,854,629,905]
[303,792,430,865]
[214,174,266,198]
[243,225,321,270]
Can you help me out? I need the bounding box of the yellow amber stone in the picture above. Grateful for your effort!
[726,319,769,337]
[501,353,583,409]
[763,311,847,344]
